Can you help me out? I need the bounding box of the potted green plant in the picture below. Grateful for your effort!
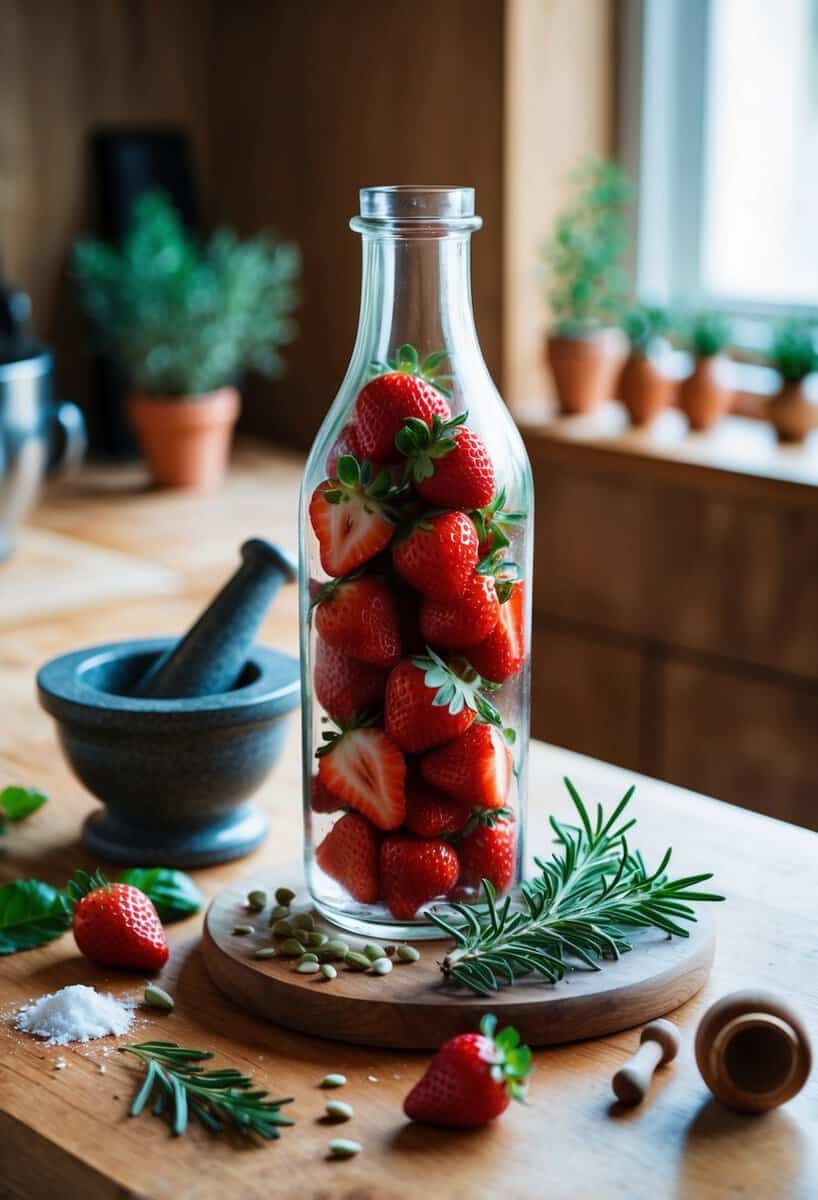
[542,160,632,415]
[767,319,818,443]
[678,311,733,432]
[73,192,300,489]
[618,305,672,427]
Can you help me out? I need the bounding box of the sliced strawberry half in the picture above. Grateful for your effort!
[311,774,345,814]
[420,723,513,810]
[317,724,406,831]
[315,811,381,904]
[313,638,388,724]
[308,457,395,578]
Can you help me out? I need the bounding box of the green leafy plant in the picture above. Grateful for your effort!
[120,1041,295,1140]
[72,191,300,395]
[0,785,47,834]
[0,880,71,955]
[542,160,633,335]
[622,305,668,353]
[769,318,818,382]
[430,778,723,996]
[118,868,203,923]
[683,311,732,358]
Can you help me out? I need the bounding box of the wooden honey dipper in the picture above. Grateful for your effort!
[612,1019,680,1105]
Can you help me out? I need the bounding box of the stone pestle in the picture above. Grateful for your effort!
[134,539,297,699]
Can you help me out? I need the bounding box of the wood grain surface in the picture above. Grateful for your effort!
[0,444,816,1200]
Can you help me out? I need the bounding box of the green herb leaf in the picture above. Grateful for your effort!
[118,868,204,923]
[0,786,48,823]
[0,880,72,955]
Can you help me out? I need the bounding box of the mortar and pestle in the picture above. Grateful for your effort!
[37,539,299,867]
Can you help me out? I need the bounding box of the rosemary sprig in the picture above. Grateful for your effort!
[120,1041,295,1140]
[431,778,724,996]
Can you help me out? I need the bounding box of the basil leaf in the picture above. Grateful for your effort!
[0,880,72,954]
[0,786,48,822]
[118,868,203,923]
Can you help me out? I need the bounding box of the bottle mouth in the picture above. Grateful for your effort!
[351,186,482,235]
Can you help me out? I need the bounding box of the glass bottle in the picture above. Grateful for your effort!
[298,186,533,938]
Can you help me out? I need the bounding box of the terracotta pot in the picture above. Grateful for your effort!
[128,387,240,490]
[678,355,732,432]
[545,330,623,415]
[618,352,673,427]
[767,381,818,444]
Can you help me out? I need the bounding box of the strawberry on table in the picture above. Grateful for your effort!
[468,582,526,683]
[392,511,479,603]
[420,723,512,810]
[313,639,388,724]
[317,723,406,831]
[404,773,469,838]
[355,345,451,463]
[380,834,459,920]
[453,807,517,896]
[313,575,401,668]
[315,812,381,904]
[403,1013,532,1128]
[396,412,495,510]
[419,571,500,649]
[69,869,169,972]
[311,773,344,814]
[309,456,395,577]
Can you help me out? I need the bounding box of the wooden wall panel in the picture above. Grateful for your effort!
[207,0,505,449]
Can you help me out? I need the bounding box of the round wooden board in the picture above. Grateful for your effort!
[202,874,716,1049]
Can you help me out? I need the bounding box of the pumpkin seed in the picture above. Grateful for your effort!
[281,938,306,957]
[320,1073,347,1088]
[363,943,385,961]
[143,983,174,1011]
[232,924,255,936]
[292,912,315,932]
[269,904,290,922]
[370,957,392,975]
[344,951,371,971]
[297,960,320,974]
[272,919,293,938]
[317,939,349,961]
[246,889,267,911]
[329,1138,361,1158]
[325,1099,354,1121]
[254,947,277,960]
[297,952,319,965]
[397,944,420,962]
[275,887,296,906]
[321,964,337,980]
[306,931,329,947]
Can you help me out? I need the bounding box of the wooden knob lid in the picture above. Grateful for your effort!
[695,990,812,1113]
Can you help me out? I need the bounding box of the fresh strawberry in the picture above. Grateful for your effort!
[453,808,517,896]
[313,639,388,723]
[403,1013,532,1128]
[392,511,479,603]
[314,575,401,668]
[467,582,525,682]
[384,653,477,752]
[404,773,469,838]
[315,811,380,903]
[397,412,495,510]
[355,346,451,462]
[325,423,363,477]
[309,457,395,578]
[419,572,500,649]
[420,723,512,810]
[317,724,406,831]
[380,834,459,920]
[311,773,344,814]
[69,869,169,971]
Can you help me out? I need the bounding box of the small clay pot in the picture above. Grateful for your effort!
[679,355,732,432]
[618,351,673,427]
[129,386,240,490]
[545,330,623,416]
[767,381,818,444]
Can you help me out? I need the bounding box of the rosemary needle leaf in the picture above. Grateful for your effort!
[435,779,724,996]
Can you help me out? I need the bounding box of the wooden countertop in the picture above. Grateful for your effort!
[1,443,816,1200]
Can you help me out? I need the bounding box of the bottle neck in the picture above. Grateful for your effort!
[351,232,482,371]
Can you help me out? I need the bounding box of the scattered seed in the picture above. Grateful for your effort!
[344,951,371,971]
[320,1073,347,1088]
[275,887,296,906]
[297,961,321,974]
[292,913,315,932]
[269,904,290,922]
[318,939,349,961]
[143,983,175,1011]
[306,931,329,947]
[98,1064,107,1074]
[232,924,255,936]
[329,1138,361,1158]
[254,946,278,960]
[54,1057,67,1070]
[370,958,392,976]
[325,1099,354,1121]
[297,952,319,965]
[383,944,397,957]
[397,944,420,963]
[368,1075,379,1083]
[246,889,267,911]
[363,943,385,961]
[273,918,293,937]
[321,964,337,980]
[281,938,306,957]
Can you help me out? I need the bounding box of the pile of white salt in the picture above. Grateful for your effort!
[15,984,134,1046]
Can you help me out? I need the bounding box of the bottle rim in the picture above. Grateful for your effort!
[351,185,482,234]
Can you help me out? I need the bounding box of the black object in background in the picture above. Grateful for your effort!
[88,128,200,458]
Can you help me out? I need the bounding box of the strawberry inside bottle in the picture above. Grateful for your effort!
[299,186,533,938]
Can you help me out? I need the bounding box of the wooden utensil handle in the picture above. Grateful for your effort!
[612,1039,664,1104]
